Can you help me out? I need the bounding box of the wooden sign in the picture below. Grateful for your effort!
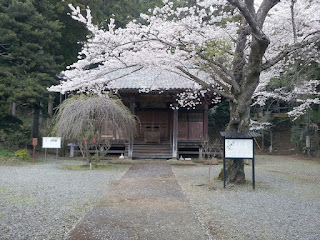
[32,138,38,147]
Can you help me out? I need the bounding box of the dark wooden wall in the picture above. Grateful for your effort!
[178,112,204,141]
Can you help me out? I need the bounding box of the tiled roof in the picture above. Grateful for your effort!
[106,67,201,90]
[220,132,260,138]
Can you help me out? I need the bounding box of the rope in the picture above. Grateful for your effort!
[254,138,262,151]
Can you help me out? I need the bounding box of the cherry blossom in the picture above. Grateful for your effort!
[49,0,320,124]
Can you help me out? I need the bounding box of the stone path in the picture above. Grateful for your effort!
[67,162,208,240]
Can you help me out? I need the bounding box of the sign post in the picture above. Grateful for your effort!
[42,137,61,161]
[220,132,259,189]
[32,138,38,163]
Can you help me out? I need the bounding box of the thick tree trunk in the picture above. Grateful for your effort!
[221,94,252,184]
[220,36,269,184]
[224,158,246,184]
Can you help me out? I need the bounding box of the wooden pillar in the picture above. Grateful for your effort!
[172,105,178,159]
[169,110,173,147]
[203,103,209,140]
[128,99,135,159]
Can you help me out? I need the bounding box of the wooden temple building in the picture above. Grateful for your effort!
[101,67,212,159]
[53,67,214,159]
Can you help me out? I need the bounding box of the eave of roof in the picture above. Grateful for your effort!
[220,132,260,138]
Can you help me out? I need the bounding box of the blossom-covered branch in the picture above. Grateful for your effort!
[49,0,319,124]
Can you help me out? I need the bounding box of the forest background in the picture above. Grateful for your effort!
[0,0,164,148]
[0,0,319,156]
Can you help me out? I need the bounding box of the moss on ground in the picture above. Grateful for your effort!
[0,156,32,166]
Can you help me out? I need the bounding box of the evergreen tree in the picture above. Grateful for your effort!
[0,0,63,138]
[49,0,164,65]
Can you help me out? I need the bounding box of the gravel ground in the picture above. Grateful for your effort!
[1,155,319,240]
[173,155,320,240]
[0,158,129,240]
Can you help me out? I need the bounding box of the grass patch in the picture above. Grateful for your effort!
[0,148,43,165]
[0,156,32,166]
[0,149,15,157]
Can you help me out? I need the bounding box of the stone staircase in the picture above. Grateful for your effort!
[126,143,172,159]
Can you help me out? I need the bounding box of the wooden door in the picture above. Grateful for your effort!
[136,110,169,142]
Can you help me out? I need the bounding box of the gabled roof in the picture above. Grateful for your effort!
[49,66,202,93]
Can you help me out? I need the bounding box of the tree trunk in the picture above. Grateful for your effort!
[31,105,40,138]
[221,94,252,184]
[224,159,246,184]
[39,102,43,126]
[47,95,54,126]
[84,140,91,166]
[220,35,269,184]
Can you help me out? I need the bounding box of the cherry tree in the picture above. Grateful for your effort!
[49,0,320,183]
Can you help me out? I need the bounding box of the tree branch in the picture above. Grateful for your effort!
[209,73,230,93]
[227,0,260,36]
[209,64,241,94]
[228,0,279,43]
[0,43,9,56]
[256,0,280,28]
[176,66,236,101]
[232,18,249,93]
[150,33,234,81]
[261,35,320,71]
[290,0,297,43]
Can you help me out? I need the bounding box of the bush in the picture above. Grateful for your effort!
[0,115,31,148]
[14,149,32,161]
[0,149,15,157]
[91,153,101,163]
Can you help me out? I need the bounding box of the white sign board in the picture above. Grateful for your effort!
[42,137,61,149]
[225,139,253,159]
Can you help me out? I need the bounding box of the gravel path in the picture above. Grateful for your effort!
[0,159,129,240]
[1,155,319,240]
[68,162,208,240]
[173,155,320,240]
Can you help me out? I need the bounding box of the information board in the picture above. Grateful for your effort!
[42,137,61,149]
[225,138,253,159]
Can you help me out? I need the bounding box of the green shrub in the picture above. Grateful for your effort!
[14,149,32,161]
[0,149,15,157]
[91,153,101,163]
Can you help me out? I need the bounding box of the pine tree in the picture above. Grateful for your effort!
[0,0,63,138]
